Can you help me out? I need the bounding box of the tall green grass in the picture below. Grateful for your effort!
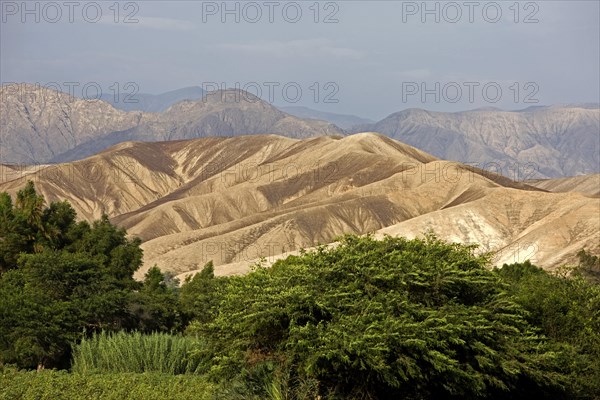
[71,331,206,374]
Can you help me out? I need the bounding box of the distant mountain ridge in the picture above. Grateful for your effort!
[2,83,598,178]
[97,86,374,128]
[528,174,600,197]
[353,106,600,178]
[0,84,344,164]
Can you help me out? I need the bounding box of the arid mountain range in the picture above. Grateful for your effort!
[353,106,600,178]
[0,84,342,164]
[87,85,600,178]
[2,84,598,179]
[1,134,597,281]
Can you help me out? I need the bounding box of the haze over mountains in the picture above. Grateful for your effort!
[279,105,374,130]
[100,86,205,113]
[98,86,372,128]
[1,134,597,280]
[100,87,374,131]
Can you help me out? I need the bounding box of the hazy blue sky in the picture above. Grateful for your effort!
[1,0,599,119]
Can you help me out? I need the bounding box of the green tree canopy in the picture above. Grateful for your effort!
[0,183,145,369]
[179,261,226,327]
[0,181,80,273]
[128,266,181,332]
[190,235,572,399]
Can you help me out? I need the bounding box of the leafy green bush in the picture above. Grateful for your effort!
[497,261,600,398]
[0,367,215,400]
[3,183,597,399]
[190,234,573,399]
[72,331,207,374]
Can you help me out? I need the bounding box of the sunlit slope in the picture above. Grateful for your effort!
[1,133,597,278]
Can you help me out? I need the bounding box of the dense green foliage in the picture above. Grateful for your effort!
[0,183,167,369]
[188,235,579,399]
[577,248,600,281]
[179,261,227,326]
[1,184,599,399]
[496,260,600,397]
[130,266,181,332]
[0,367,215,400]
[0,182,104,274]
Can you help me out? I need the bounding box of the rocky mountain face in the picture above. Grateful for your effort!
[53,90,344,162]
[0,84,143,164]
[99,86,205,113]
[0,84,344,164]
[354,107,600,178]
[1,134,597,280]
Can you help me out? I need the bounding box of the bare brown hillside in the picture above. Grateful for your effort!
[528,174,600,196]
[1,133,597,279]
